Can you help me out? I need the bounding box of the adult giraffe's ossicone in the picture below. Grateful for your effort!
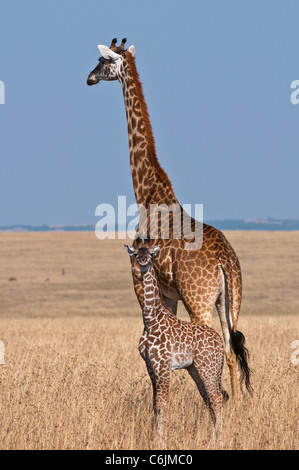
[87,38,252,398]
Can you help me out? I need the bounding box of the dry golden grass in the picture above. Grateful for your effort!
[0,231,298,450]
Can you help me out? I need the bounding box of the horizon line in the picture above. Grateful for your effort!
[0,218,299,233]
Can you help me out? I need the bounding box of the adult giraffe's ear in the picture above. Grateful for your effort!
[97,44,121,62]
[128,45,135,57]
[149,245,160,257]
[124,245,136,256]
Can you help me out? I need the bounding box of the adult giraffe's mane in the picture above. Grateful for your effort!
[126,51,173,189]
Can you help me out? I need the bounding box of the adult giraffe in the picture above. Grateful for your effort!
[87,38,252,397]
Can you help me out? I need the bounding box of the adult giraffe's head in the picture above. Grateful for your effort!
[87,38,135,86]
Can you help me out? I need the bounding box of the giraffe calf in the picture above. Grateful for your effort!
[125,240,228,440]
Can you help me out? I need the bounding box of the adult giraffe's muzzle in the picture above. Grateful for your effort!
[87,72,100,86]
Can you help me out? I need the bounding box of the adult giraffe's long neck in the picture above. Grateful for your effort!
[119,53,177,207]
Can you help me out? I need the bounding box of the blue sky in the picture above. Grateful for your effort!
[0,0,298,225]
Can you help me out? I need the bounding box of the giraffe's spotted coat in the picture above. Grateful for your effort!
[87,39,251,399]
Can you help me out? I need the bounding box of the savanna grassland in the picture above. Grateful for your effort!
[0,231,298,450]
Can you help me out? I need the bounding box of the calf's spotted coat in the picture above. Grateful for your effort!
[125,240,228,438]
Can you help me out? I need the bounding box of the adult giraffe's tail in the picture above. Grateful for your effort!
[219,248,253,396]
[231,330,253,395]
